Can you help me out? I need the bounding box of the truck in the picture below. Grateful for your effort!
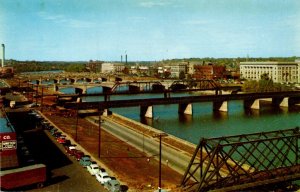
[0,164,46,190]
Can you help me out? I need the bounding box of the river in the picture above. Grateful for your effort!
[59,86,300,145]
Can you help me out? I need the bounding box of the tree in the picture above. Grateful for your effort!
[179,71,185,80]
[260,73,270,81]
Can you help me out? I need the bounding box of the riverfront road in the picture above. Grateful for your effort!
[86,116,229,177]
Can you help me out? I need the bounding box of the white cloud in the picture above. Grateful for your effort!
[37,11,94,29]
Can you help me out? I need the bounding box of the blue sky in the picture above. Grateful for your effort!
[1,0,299,61]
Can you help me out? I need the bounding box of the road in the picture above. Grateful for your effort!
[87,116,192,175]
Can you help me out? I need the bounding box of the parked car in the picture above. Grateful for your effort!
[65,145,76,155]
[57,135,66,144]
[87,163,100,175]
[50,128,58,135]
[95,172,110,184]
[62,140,71,148]
[99,168,108,175]
[79,156,91,167]
[53,131,62,138]
[74,150,85,161]
[104,179,121,192]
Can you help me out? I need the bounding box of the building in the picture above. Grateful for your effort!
[169,63,188,78]
[0,109,18,169]
[240,61,300,83]
[101,63,125,74]
[193,65,226,80]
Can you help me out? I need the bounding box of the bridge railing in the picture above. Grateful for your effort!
[181,127,300,192]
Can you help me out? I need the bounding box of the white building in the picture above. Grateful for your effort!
[101,63,125,73]
[169,63,188,78]
[101,63,114,73]
[240,61,300,83]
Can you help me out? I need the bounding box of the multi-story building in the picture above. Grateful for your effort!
[169,63,188,78]
[240,61,300,83]
[101,63,125,74]
[193,65,225,80]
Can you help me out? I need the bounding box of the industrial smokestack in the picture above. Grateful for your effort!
[121,55,123,63]
[1,44,4,67]
[125,54,127,65]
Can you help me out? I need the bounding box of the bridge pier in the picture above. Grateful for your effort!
[244,99,260,110]
[140,105,153,118]
[272,97,289,108]
[164,92,170,98]
[213,101,228,112]
[82,86,87,94]
[178,103,193,115]
[53,84,58,92]
[102,109,112,116]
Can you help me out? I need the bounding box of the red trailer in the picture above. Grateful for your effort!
[0,164,46,190]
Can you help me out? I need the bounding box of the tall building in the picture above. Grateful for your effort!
[240,61,300,83]
[169,63,188,78]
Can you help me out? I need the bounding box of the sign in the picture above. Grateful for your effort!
[2,140,17,150]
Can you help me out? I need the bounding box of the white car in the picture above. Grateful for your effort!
[87,163,100,175]
[95,172,111,184]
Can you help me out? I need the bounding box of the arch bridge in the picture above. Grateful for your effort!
[181,127,300,191]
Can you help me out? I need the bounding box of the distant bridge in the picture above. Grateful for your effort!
[54,79,241,98]
[181,127,300,191]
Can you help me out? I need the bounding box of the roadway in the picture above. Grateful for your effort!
[86,116,192,175]
[86,115,228,178]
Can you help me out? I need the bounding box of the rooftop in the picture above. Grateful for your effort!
[240,61,298,65]
[0,109,15,134]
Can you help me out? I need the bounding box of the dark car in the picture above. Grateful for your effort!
[62,140,71,147]
[74,150,85,161]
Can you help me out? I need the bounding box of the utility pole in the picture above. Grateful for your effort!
[153,132,168,192]
[75,98,81,142]
[98,109,102,158]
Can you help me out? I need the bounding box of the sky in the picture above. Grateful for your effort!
[0,0,300,61]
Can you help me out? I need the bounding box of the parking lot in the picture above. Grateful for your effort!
[11,113,107,192]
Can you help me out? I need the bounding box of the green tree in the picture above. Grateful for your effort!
[179,71,185,80]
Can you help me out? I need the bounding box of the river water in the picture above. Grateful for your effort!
[59,86,300,145]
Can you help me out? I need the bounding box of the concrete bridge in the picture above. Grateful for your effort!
[62,91,300,118]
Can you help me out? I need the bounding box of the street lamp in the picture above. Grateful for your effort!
[153,132,168,192]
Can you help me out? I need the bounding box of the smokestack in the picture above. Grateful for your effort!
[121,55,123,63]
[125,54,127,65]
[1,44,4,67]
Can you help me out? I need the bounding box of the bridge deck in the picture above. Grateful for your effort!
[62,91,300,110]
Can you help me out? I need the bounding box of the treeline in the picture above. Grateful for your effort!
[6,60,87,73]
[5,56,299,73]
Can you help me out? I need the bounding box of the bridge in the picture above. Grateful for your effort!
[28,78,242,95]
[62,91,300,118]
[181,127,300,191]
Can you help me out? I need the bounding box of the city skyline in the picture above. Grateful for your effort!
[1,0,300,61]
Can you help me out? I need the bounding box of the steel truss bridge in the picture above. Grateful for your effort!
[181,128,300,192]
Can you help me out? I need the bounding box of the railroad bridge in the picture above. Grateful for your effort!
[181,127,300,191]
